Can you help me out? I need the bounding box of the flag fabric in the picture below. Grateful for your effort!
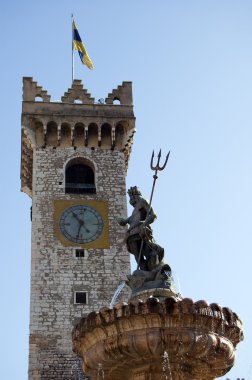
[72,20,94,70]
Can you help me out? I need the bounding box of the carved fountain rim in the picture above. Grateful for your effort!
[72,296,243,352]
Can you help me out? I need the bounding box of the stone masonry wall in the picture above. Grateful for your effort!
[29,146,131,379]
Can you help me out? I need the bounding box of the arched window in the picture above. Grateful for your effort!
[35,95,43,102]
[65,158,96,194]
[74,98,82,104]
[101,123,112,148]
[74,123,85,147]
[87,123,98,148]
[113,97,121,105]
[34,121,44,147]
[47,121,58,146]
[115,124,124,149]
[61,123,71,147]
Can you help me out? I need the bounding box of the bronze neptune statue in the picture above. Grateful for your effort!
[118,150,175,295]
[118,186,164,271]
[118,187,174,295]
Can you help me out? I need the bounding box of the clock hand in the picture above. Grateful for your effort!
[82,225,91,234]
[76,223,82,240]
[71,211,91,234]
[71,211,83,225]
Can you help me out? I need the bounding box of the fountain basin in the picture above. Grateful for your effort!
[72,296,243,380]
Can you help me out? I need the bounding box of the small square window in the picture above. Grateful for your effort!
[76,249,85,258]
[75,292,87,304]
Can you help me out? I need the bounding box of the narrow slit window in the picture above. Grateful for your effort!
[75,292,87,304]
[76,249,85,258]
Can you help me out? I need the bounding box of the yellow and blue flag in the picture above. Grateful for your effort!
[72,20,94,70]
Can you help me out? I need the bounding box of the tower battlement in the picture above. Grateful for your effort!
[21,77,136,197]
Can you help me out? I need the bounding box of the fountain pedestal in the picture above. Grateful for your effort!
[72,294,243,380]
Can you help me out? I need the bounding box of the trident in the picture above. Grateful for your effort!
[137,149,170,270]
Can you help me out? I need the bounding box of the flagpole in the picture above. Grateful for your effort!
[71,14,74,83]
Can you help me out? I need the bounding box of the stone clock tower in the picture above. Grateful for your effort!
[21,77,135,379]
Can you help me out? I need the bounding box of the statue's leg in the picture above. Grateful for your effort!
[147,241,165,266]
[137,241,148,271]
[134,253,148,271]
[128,236,148,271]
[148,252,160,271]
[128,239,143,269]
[143,242,163,271]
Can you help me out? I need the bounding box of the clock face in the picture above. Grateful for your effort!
[59,205,104,244]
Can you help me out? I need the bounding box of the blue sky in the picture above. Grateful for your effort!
[0,1,251,379]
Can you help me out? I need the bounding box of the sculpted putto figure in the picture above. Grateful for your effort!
[118,186,164,271]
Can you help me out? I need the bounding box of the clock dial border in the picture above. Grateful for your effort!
[54,200,110,248]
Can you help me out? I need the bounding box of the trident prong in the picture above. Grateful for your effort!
[151,150,170,171]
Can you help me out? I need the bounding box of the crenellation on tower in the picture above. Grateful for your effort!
[23,77,51,102]
[61,79,94,104]
[105,81,133,105]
